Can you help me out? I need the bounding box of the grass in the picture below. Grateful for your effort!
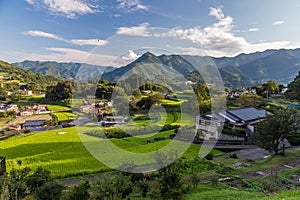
[183,182,300,200]
[240,150,300,173]
[0,127,108,178]
[47,105,71,111]
[0,121,222,178]
[53,112,77,122]
[183,183,266,200]
[13,114,52,124]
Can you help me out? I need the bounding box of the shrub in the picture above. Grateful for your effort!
[204,153,213,160]
[229,153,238,159]
[24,129,31,134]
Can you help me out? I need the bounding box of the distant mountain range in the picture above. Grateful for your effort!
[12,48,300,89]
[12,60,114,82]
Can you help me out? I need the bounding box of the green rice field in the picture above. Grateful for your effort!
[53,112,77,122]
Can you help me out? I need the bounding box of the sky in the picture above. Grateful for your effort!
[1,0,300,66]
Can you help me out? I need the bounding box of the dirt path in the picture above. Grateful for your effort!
[239,155,300,179]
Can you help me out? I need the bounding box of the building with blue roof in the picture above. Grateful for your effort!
[196,107,271,140]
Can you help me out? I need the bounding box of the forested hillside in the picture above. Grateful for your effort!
[0,61,61,91]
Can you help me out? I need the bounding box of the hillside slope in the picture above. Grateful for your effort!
[13,60,114,82]
[0,61,61,90]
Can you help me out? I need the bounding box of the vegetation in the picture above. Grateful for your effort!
[52,112,77,122]
[286,71,300,101]
[3,150,300,199]
[0,61,60,91]
[254,108,300,155]
[46,81,73,102]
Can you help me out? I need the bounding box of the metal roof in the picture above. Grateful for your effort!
[227,107,269,122]
[24,120,46,127]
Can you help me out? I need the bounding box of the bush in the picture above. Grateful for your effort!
[229,153,238,159]
[63,180,90,200]
[36,181,64,200]
[24,129,31,134]
[204,153,213,160]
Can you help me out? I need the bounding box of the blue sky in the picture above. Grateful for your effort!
[1,0,300,66]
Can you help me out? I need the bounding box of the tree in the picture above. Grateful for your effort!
[286,71,300,100]
[132,88,142,98]
[0,87,7,100]
[239,94,262,108]
[254,108,300,155]
[90,173,132,200]
[63,180,90,200]
[150,93,164,105]
[136,93,164,109]
[36,181,64,200]
[262,80,279,98]
[8,167,31,200]
[153,152,184,199]
[195,83,209,102]
[26,167,51,194]
[46,81,73,101]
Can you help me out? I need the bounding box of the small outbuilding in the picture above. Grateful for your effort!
[23,120,47,130]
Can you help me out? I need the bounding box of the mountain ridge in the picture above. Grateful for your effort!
[11,48,300,89]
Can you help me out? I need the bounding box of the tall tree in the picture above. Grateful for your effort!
[262,80,279,98]
[239,94,262,108]
[286,71,300,100]
[46,81,73,101]
[254,108,300,155]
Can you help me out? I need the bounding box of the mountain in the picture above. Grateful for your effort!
[220,48,300,84]
[13,60,114,82]
[102,52,195,81]
[102,52,199,91]
[12,48,300,89]
[103,49,300,89]
[0,61,60,90]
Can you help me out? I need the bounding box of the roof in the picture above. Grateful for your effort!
[198,107,270,124]
[227,107,269,122]
[288,104,300,108]
[24,120,46,127]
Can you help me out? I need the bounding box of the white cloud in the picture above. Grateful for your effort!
[25,0,100,18]
[24,30,108,46]
[23,30,64,40]
[209,6,224,20]
[160,6,246,56]
[121,50,139,61]
[153,7,298,57]
[17,48,117,66]
[70,39,108,46]
[116,22,151,36]
[111,50,140,66]
[273,21,285,26]
[25,0,35,4]
[117,0,149,12]
[248,28,260,32]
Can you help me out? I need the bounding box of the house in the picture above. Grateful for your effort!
[0,103,6,109]
[15,89,33,96]
[9,124,21,131]
[20,110,34,117]
[23,120,47,130]
[100,116,126,127]
[287,104,300,109]
[196,107,270,140]
[5,104,19,113]
[80,105,94,113]
[6,91,13,96]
